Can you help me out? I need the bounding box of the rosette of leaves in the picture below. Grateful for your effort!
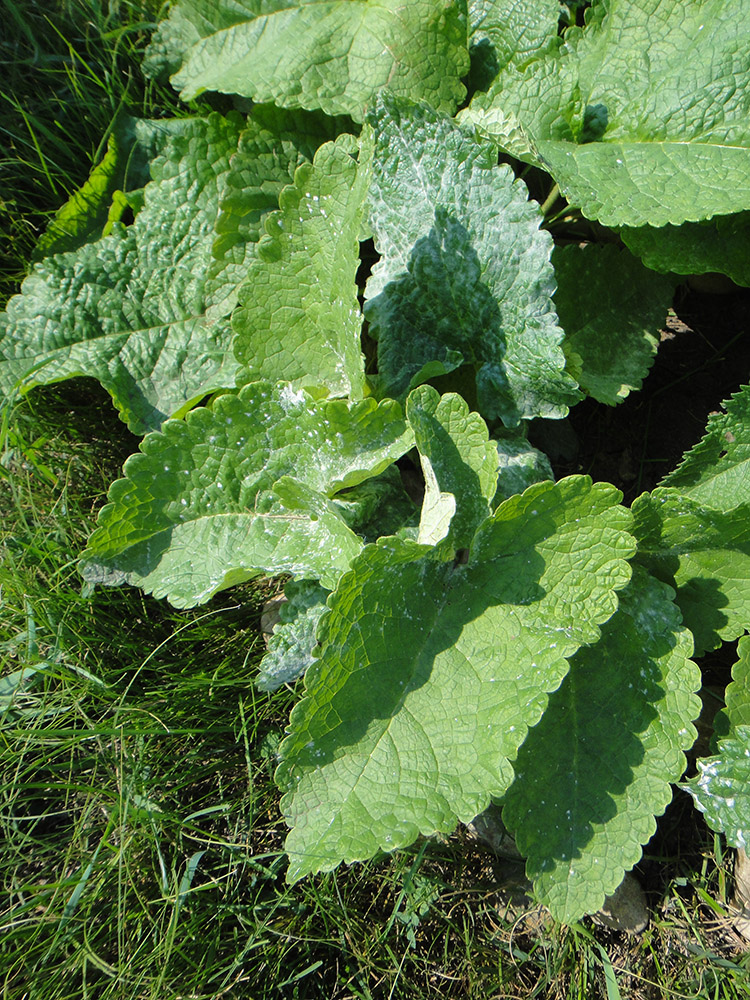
[8,0,750,922]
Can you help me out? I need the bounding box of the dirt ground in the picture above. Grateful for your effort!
[556,284,750,504]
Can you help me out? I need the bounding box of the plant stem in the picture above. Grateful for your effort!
[539,183,560,217]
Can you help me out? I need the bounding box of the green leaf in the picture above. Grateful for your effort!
[154,0,470,122]
[467,0,561,92]
[364,94,579,426]
[33,116,202,261]
[682,726,750,850]
[80,382,414,606]
[554,244,675,406]
[331,466,419,544]
[212,104,345,264]
[143,0,250,80]
[464,0,750,227]
[714,635,750,742]
[632,489,750,656]
[232,133,368,396]
[503,567,700,923]
[0,113,246,435]
[257,580,329,692]
[277,476,634,881]
[661,384,750,510]
[493,435,554,506]
[621,213,750,290]
[407,386,498,549]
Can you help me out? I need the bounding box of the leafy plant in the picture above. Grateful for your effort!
[3,0,750,925]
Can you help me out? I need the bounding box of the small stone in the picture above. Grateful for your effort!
[732,848,750,946]
[260,594,287,641]
[591,873,648,934]
[465,803,522,859]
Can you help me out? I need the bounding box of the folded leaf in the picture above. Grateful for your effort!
[407,386,497,549]
[365,94,579,426]
[0,113,247,435]
[465,0,750,227]
[278,476,634,881]
[554,244,675,406]
[80,382,414,606]
[232,133,368,396]
[150,0,470,121]
[33,117,204,261]
[632,489,750,656]
[662,384,750,510]
[503,567,700,922]
[682,726,750,851]
[212,104,344,263]
[331,466,419,543]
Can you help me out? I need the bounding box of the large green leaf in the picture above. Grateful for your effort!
[632,489,750,656]
[0,113,246,435]
[503,568,700,922]
[277,476,634,881]
[621,213,750,290]
[661,384,750,510]
[683,726,750,851]
[149,0,470,122]
[553,244,675,406]
[364,94,579,426]
[232,133,368,396]
[463,0,750,227]
[33,117,203,262]
[143,0,253,80]
[80,382,414,606]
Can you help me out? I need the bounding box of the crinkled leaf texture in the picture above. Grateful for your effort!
[277,475,634,882]
[467,0,561,92]
[364,94,579,427]
[662,384,750,510]
[212,104,344,265]
[683,726,750,851]
[33,117,202,261]
[80,381,414,607]
[632,489,750,656]
[257,580,330,692]
[208,104,346,317]
[463,0,750,227]
[553,244,675,406]
[621,213,750,290]
[503,567,700,923]
[232,133,368,396]
[0,113,246,435]
[150,0,469,122]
